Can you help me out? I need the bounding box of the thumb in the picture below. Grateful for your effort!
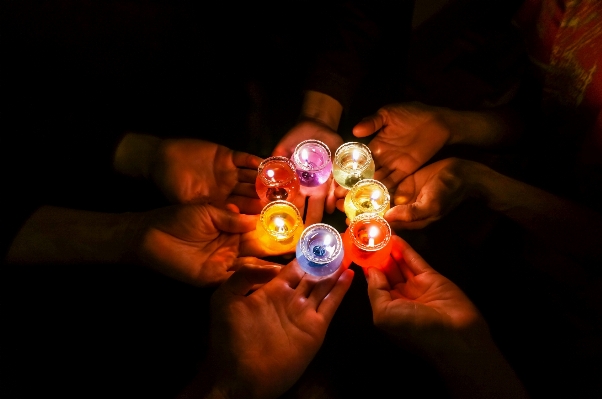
[366,267,393,312]
[352,113,385,137]
[209,206,258,234]
[220,264,281,296]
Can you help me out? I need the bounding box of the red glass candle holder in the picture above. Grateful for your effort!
[256,156,300,205]
[342,213,392,268]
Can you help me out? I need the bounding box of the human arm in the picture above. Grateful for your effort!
[113,133,263,214]
[366,235,529,399]
[351,102,523,190]
[383,158,602,263]
[4,203,285,287]
[177,260,354,399]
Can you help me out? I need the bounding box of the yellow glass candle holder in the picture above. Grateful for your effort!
[256,200,304,252]
[256,156,300,205]
[333,142,375,189]
[342,213,392,268]
[343,179,390,221]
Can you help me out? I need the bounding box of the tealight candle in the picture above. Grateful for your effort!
[296,223,344,277]
[343,179,390,221]
[256,156,300,205]
[333,142,375,189]
[291,139,332,188]
[342,213,392,268]
[257,200,304,252]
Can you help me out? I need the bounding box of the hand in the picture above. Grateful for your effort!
[383,158,476,230]
[184,260,354,398]
[366,236,530,398]
[137,203,277,287]
[353,102,451,190]
[150,138,263,213]
[273,118,344,225]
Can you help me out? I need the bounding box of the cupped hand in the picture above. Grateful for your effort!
[136,203,274,287]
[150,138,263,214]
[384,157,476,230]
[199,259,354,398]
[366,235,489,357]
[353,102,451,190]
[272,119,344,225]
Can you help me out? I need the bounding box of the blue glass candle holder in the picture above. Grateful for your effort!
[291,139,333,188]
[296,223,344,277]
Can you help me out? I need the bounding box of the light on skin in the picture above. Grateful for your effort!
[368,225,379,248]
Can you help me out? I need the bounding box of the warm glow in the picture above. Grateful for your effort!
[267,169,275,178]
[323,234,332,246]
[301,148,309,162]
[368,225,379,247]
[274,217,286,232]
[352,149,359,161]
[371,190,380,200]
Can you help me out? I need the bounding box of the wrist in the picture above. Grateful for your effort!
[113,132,161,179]
[299,90,343,131]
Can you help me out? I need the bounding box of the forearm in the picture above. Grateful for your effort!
[464,161,602,262]
[299,90,343,131]
[5,206,143,265]
[443,106,523,148]
[113,132,161,179]
[433,337,529,399]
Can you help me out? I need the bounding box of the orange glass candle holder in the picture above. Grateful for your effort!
[343,179,390,221]
[256,156,300,205]
[342,213,392,268]
[256,200,304,252]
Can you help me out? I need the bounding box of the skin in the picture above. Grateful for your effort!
[366,236,530,398]
[178,261,355,399]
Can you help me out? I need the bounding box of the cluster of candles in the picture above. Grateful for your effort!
[255,140,392,276]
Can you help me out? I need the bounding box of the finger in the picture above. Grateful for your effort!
[392,177,417,206]
[380,236,408,285]
[237,168,259,184]
[220,263,282,296]
[335,198,345,213]
[352,114,385,138]
[275,258,307,290]
[210,206,258,233]
[225,203,240,213]
[230,257,284,291]
[307,261,349,306]
[304,192,326,226]
[379,169,411,192]
[231,182,259,198]
[316,269,354,321]
[399,240,433,275]
[233,151,263,170]
[333,184,349,201]
[325,179,337,214]
[366,267,393,313]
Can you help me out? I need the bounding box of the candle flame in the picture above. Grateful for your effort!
[301,148,309,162]
[368,225,379,247]
[267,169,275,178]
[274,217,285,229]
[371,190,380,200]
[323,234,332,246]
[352,149,360,162]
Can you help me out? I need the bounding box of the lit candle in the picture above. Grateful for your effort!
[296,223,344,277]
[343,179,390,221]
[256,156,300,205]
[333,142,375,189]
[342,213,392,268]
[257,200,304,252]
[291,139,332,188]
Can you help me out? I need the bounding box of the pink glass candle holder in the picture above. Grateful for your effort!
[343,179,390,221]
[291,139,333,188]
[333,142,375,189]
[342,213,392,268]
[256,200,304,253]
[256,156,300,205]
[296,223,344,277]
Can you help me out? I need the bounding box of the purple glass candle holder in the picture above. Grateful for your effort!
[296,223,344,277]
[291,140,332,188]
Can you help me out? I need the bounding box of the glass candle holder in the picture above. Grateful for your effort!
[257,200,304,252]
[296,223,344,277]
[344,179,390,221]
[256,156,300,205]
[333,142,375,189]
[291,139,332,188]
[342,213,392,268]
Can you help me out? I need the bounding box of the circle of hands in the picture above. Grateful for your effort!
[137,102,502,398]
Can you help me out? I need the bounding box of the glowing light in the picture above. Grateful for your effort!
[267,169,275,179]
[301,148,309,163]
[352,149,359,170]
[274,217,286,233]
[368,225,379,247]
